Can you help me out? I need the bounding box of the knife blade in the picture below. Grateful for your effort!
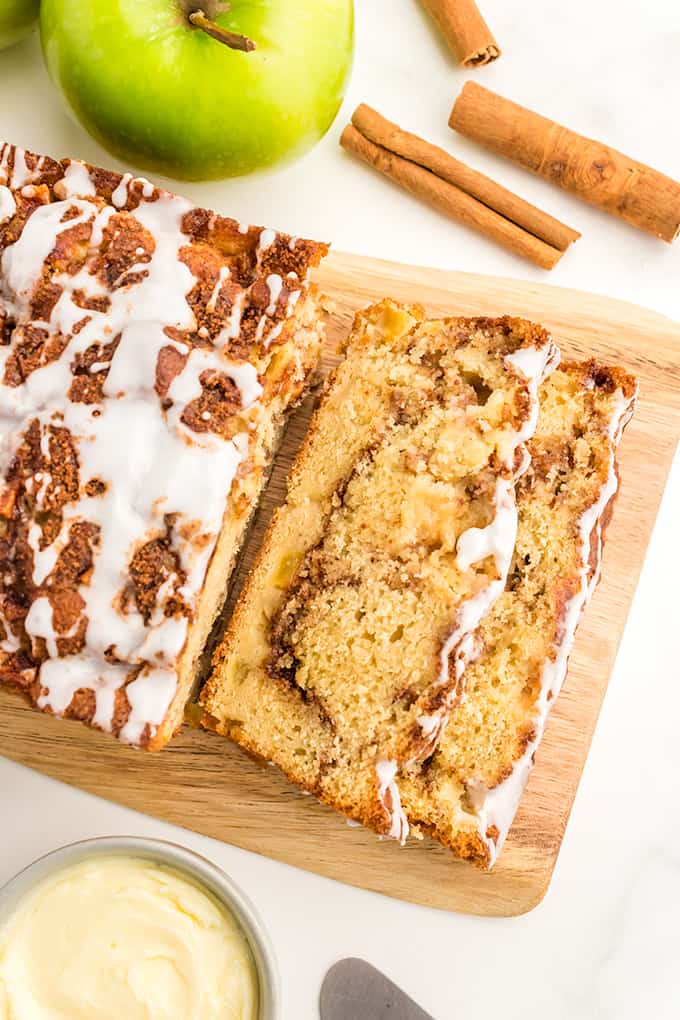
[320,958,437,1020]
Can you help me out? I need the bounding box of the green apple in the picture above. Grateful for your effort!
[40,0,354,180]
[0,0,39,50]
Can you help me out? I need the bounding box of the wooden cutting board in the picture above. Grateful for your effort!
[2,251,679,917]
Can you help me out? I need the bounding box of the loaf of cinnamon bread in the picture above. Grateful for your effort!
[0,143,327,748]
[200,299,558,838]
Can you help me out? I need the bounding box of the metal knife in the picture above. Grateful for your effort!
[320,958,437,1020]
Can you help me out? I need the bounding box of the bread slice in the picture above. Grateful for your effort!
[0,143,327,748]
[400,360,637,866]
[200,300,558,838]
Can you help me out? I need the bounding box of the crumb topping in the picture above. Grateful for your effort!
[0,142,326,745]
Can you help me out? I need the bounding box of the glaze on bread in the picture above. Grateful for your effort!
[0,143,327,748]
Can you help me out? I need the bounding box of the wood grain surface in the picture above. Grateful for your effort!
[2,251,679,917]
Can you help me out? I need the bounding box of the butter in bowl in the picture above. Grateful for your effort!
[0,837,278,1019]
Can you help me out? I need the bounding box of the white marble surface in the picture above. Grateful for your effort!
[1,1,680,1017]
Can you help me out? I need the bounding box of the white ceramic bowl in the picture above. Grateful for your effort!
[0,835,279,1019]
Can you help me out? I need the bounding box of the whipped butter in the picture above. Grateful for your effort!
[0,856,258,1019]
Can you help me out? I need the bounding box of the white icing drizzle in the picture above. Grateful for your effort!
[263,321,284,349]
[218,291,246,344]
[0,147,305,744]
[167,348,262,411]
[380,332,559,839]
[9,148,32,189]
[464,383,638,867]
[504,344,554,382]
[286,289,301,316]
[38,654,128,730]
[61,162,96,198]
[417,714,443,739]
[427,345,555,728]
[111,172,133,208]
[0,145,45,190]
[119,666,179,744]
[24,596,59,658]
[0,186,16,223]
[0,146,9,186]
[111,171,156,209]
[257,228,276,254]
[253,316,267,345]
[206,265,230,312]
[375,758,409,844]
[504,340,560,445]
[224,363,263,409]
[0,621,21,654]
[456,477,517,574]
[2,199,97,307]
[265,273,283,316]
[514,445,531,481]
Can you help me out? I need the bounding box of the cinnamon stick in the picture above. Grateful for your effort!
[450,82,680,243]
[352,104,579,253]
[419,0,499,67]
[340,124,567,270]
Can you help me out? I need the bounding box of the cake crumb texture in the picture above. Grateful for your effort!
[400,360,637,866]
[201,299,558,838]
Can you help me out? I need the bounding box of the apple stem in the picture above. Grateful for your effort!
[188,9,256,52]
